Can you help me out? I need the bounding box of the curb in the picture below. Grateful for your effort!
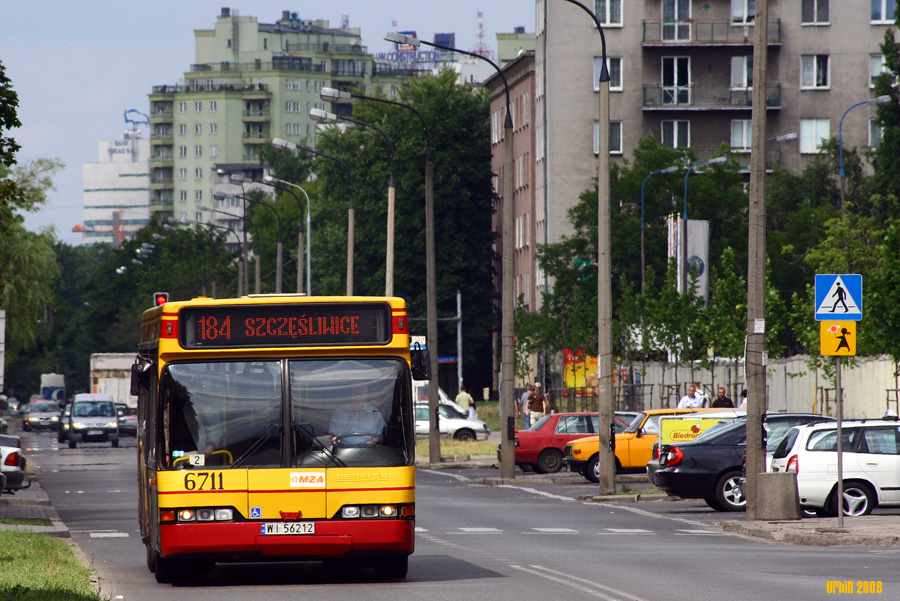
[717,520,900,547]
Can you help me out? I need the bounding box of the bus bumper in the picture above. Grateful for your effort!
[160,519,415,558]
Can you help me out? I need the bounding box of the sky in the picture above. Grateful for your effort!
[0,1,531,244]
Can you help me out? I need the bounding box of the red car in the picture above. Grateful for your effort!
[512,412,627,474]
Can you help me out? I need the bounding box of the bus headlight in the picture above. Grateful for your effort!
[340,504,405,519]
[174,507,233,522]
[177,509,196,522]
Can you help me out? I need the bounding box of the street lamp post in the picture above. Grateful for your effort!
[272,138,355,296]
[558,0,615,494]
[321,86,443,465]
[839,95,891,218]
[261,175,312,295]
[681,155,727,293]
[310,107,397,296]
[384,29,517,479]
[640,166,680,295]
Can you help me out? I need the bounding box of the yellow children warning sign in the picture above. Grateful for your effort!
[820,321,856,356]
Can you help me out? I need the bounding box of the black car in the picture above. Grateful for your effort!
[653,413,835,512]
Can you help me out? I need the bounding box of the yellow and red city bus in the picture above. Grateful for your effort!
[132,295,428,583]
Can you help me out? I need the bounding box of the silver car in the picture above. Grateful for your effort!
[67,394,120,448]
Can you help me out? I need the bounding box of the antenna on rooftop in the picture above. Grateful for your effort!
[468,10,495,61]
[341,14,349,29]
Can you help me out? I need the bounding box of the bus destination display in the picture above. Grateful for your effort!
[180,303,391,348]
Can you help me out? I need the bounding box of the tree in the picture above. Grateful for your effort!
[0,60,22,207]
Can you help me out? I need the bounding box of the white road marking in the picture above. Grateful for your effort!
[675,528,723,535]
[458,527,502,533]
[601,502,709,529]
[420,468,470,482]
[531,527,579,534]
[89,532,129,538]
[496,484,576,502]
[604,528,654,535]
[510,564,652,601]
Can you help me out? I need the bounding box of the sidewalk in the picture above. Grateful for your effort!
[0,476,70,538]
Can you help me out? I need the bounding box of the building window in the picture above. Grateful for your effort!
[662,56,691,105]
[872,0,896,23]
[178,145,187,158]
[663,0,691,40]
[195,190,203,201]
[870,54,893,87]
[800,118,830,153]
[870,119,883,148]
[593,57,622,91]
[731,120,752,150]
[209,100,217,112]
[263,38,268,50]
[594,0,622,26]
[731,56,753,89]
[179,124,187,136]
[194,123,202,135]
[593,120,623,154]
[210,145,218,158]
[178,168,187,180]
[801,55,829,89]
[178,102,187,113]
[194,145,202,157]
[210,123,218,135]
[179,190,187,202]
[194,167,203,179]
[801,0,829,24]
[662,120,690,148]
[731,0,755,23]
[194,101,202,112]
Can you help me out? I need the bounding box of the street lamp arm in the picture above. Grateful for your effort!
[561,0,609,81]
[244,196,283,243]
[393,33,513,127]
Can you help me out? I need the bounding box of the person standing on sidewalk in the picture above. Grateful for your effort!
[455,385,475,419]
[520,384,533,429]
[528,383,547,424]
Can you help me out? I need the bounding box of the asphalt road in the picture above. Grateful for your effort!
[20,428,900,601]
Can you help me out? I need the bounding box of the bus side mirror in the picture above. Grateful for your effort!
[131,359,153,396]
[411,345,431,380]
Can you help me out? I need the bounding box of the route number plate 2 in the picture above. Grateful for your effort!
[260,522,315,535]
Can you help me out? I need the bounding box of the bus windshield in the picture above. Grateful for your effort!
[161,358,411,470]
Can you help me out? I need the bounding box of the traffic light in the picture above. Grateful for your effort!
[153,292,169,306]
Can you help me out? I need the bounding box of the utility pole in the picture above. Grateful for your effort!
[745,0,769,521]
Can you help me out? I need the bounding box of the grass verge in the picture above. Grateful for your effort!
[0,517,53,526]
[0,531,101,601]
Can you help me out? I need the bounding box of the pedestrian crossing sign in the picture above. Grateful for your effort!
[820,321,856,356]
[815,274,862,321]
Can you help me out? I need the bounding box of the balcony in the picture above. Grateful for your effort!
[642,83,781,110]
[151,82,269,94]
[150,155,173,166]
[190,60,327,74]
[242,132,270,145]
[149,111,173,122]
[285,42,367,54]
[242,109,271,121]
[150,132,173,142]
[642,20,781,46]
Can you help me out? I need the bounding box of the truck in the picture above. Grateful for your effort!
[89,353,138,409]
[40,373,66,404]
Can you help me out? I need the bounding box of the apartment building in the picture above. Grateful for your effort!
[488,0,892,305]
[148,7,409,226]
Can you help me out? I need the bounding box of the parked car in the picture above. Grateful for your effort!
[22,401,62,432]
[646,411,832,483]
[505,412,627,474]
[57,403,72,443]
[116,404,138,437]
[412,380,467,415]
[414,402,490,441]
[565,408,719,482]
[770,417,900,517]
[66,393,119,448]
[1,437,27,492]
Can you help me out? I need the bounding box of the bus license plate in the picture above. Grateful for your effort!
[260,522,315,535]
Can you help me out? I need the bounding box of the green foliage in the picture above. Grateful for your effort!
[0,531,102,601]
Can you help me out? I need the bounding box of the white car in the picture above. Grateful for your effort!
[0,434,27,492]
[770,418,900,517]
[414,402,490,441]
[412,380,467,415]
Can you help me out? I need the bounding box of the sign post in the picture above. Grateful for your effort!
[815,274,862,528]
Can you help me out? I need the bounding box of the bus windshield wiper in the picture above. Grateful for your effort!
[231,423,280,468]
[292,422,346,467]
